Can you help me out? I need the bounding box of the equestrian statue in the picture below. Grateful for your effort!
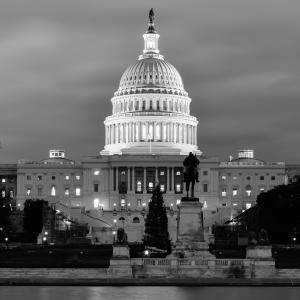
[183,152,200,199]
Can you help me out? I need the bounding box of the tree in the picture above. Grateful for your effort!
[235,180,300,244]
[23,199,48,243]
[143,186,171,253]
[0,195,12,240]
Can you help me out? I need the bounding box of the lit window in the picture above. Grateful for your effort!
[26,188,31,196]
[1,178,6,183]
[203,201,208,209]
[75,187,81,196]
[121,171,126,175]
[175,184,181,192]
[94,170,100,176]
[121,199,126,207]
[136,180,142,192]
[148,182,153,191]
[94,198,99,208]
[9,190,13,198]
[160,184,165,192]
[203,183,208,193]
[94,183,99,193]
[176,199,181,205]
[137,199,141,207]
[233,203,238,206]
[233,176,237,180]
[76,175,81,180]
[65,175,70,180]
[65,188,70,196]
[260,187,265,193]
[233,188,238,196]
[37,175,42,181]
[221,189,227,197]
[37,187,43,197]
[160,171,165,176]
[221,175,226,180]
[1,190,5,198]
[26,175,31,181]
[51,186,56,196]
[176,171,181,176]
[246,203,252,210]
[246,185,252,197]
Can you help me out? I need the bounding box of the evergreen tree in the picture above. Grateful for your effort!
[143,185,171,253]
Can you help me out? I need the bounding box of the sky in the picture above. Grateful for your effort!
[0,0,300,163]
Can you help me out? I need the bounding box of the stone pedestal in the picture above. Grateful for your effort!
[246,245,273,259]
[107,244,133,278]
[170,197,214,258]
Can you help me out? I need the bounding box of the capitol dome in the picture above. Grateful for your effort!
[101,10,201,156]
[115,58,187,97]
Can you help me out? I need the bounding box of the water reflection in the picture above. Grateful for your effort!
[0,286,300,300]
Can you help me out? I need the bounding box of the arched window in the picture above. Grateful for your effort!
[119,217,125,221]
[133,217,140,223]
[51,185,56,196]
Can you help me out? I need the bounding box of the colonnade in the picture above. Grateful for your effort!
[105,122,197,145]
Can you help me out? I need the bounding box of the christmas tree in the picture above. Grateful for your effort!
[143,185,171,253]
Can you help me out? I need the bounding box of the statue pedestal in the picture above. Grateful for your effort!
[107,244,132,278]
[246,245,273,259]
[169,198,214,258]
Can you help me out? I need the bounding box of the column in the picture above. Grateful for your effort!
[127,169,131,191]
[143,167,147,193]
[155,167,158,184]
[116,167,119,191]
[116,124,119,144]
[171,167,174,191]
[167,167,170,192]
[132,167,135,192]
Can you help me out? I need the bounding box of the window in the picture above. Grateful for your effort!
[37,187,43,197]
[37,175,42,181]
[260,187,265,193]
[246,176,251,180]
[176,171,181,176]
[1,178,6,183]
[121,198,126,207]
[246,203,252,210]
[94,183,99,193]
[136,180,142,193]
[119,217,125,221]
[93,198,99,208]
[203,183,208,193]
[148,182,153,192]
[65,175,70,180]
[233,203,238,206]
[1,190,5,198]
[221,189,227,197]
[176,199,181,205]
[65,188,70,196]
[160,171,165,176]
[203,171,208,176]
[160,184,165,192]
[9,190,14,198]
[94,170,100,176]
[221,175,226,180]
[222,203,227,207]
[260,176,264,180]
[232,188,238,196]
[175,184,181,192]
[76,175,81,180]
[51,186,56,196]
[26,188,31,196]
[133,217,140,223]
[246,185,252,197]
[271,176,275,181]
[26,175,31,181]
[52,176,56,180]
[137,199,142,207]
[75,187,81,196]
[233,176,237,180]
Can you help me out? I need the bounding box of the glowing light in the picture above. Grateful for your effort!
[94,198,100,208]
[144,250,149,256]
[94,170,100,176]
[113,219,117,223]
[45,231,48,235]
[176,199,181,205]
[112,231,116,235]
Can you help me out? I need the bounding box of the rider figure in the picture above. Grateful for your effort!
[183,152,200,182]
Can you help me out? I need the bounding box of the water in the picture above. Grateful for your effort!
[0,287,300,300]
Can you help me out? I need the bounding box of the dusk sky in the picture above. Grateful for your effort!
[1,0,300,163]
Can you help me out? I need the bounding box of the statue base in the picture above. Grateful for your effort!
[246,245,273,259]
[108,244,132,278]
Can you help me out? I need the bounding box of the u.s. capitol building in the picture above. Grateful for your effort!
[1,12,288,243]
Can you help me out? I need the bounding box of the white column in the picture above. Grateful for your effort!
[171,167,174,191]
[167,168,170,191]
[143,167,147,193]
